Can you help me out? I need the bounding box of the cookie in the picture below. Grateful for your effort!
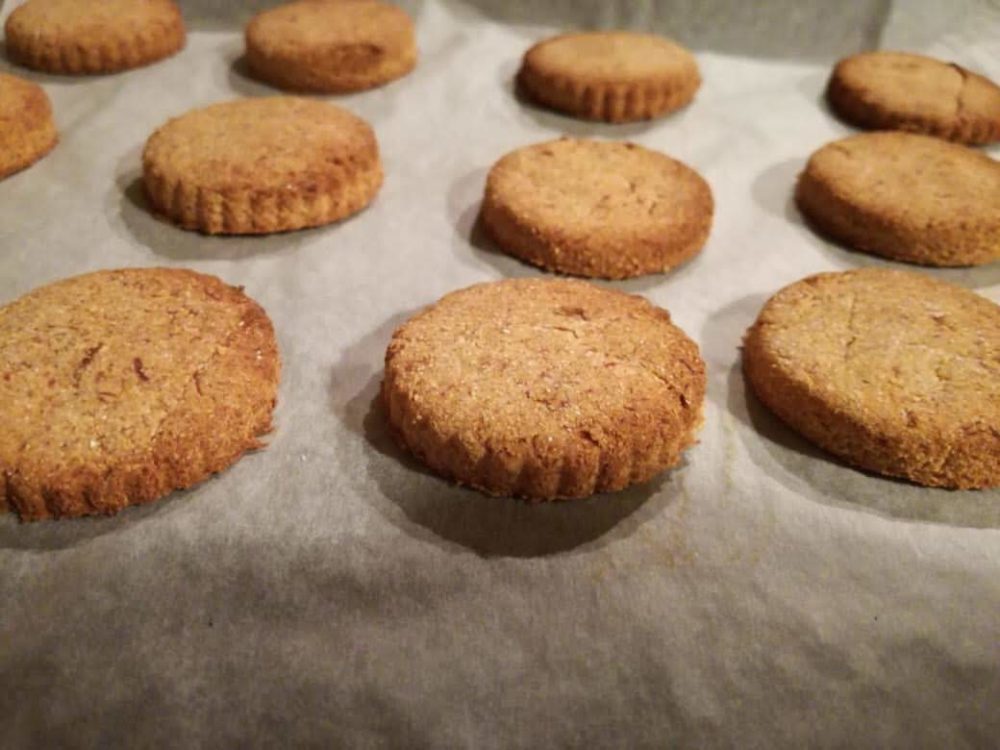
[517,31,700,123]
[383,278,706,500]
[5,0,185,75]
[743,269,999,490]
[795,132,1000,267]
[245,0,417,93]
[480,138,712,279]
[0,73,58,180]
[826,51,1000,145]
[142,97,383,235]
[0,268,280,521]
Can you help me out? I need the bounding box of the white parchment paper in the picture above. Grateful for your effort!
[1,1,998,746]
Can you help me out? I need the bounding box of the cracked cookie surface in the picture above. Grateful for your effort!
[481,138,713,279]
[383,278,706,500]
[0,268,280,520]
[826,51,1000,144]
[5,0,185,75]
[142,97,382,234]
[795,132,1000,267]
[743,268,1000,489]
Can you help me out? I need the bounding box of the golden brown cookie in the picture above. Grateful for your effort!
[827,51,1000,145]
[0,268,280,521]
[795,132,1000,267]
[4,0,185,75]
[245,0,417,93]
[480,138,713,279]
[0,73,58,179]
[743,269,999,490]
[142,97,383,235]
[383,278,706,500]
[517,31,700,123]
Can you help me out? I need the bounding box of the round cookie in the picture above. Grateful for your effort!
[827,51,1000,145]
[481,138,713,279]
[0,268,280,521]
[517,31,700,123]
[383,278,706,500]
[795,132,1000,267]
[142,97,383,235]
[743,269,1000,490]
[245,0,417,93]
[0,73,58,179]
[5,0,185,75]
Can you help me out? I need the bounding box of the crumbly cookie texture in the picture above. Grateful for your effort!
[481,138,713,279]
[0,268,280,521]
[795,131,1000,267]
[4,0,185,75]
[743,268,1000,490]
[827,51,1000,145]
[142,97,383,235]
[517,31,700,123]
[383,278,706,500]
[0,73,58,179]
[245,0,417,93]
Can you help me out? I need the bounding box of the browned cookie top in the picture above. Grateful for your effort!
[383,278,706,499]
[795,132,1000,266]
[245,0,417,93]
[827,51,1000,144]
[0,268,280,520]
[744,268,999,489]
[482,138,713,279]
[0,73,58,179]
[5,0,185,74]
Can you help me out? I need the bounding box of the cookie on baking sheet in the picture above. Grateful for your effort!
[245,0,417,93]
[4,0,185,75]
[743,269,1000,490]
[827,51,1000,145]
[480,138,712,279]
[0,73,58,180]
[142,97,383,235]
[517,31,700,123]
[795,132,1000,267]
[383,278,706,500]
[0,268,280,521]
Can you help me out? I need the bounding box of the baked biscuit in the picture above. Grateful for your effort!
[5,0,185,75]
[480,138,712,279]
[743,269,999,490]
[142,97,383,235]
[245,0,417,93]
[0,268,280,521]
[517,31,700,123]
[383,278,706,500]
[0,73,58,179]
[795,132,1000,267]
[827,51,1000,145]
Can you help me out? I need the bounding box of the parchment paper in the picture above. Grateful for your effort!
[1,1,998,747]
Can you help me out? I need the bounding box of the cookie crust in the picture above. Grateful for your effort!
[383,278,706,500]
[5,0,185,75]
[0,268,280,521]
[743,269,1000,490]
[827,51,1000,145]
[142,97,383,235]
[795,132,1000,267]
[517,31,700,123]
[245,0,417,93]
[0,73,58,179]
[481,138,713,279]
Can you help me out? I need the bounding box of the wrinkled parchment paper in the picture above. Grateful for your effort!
[1,1,998,746]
